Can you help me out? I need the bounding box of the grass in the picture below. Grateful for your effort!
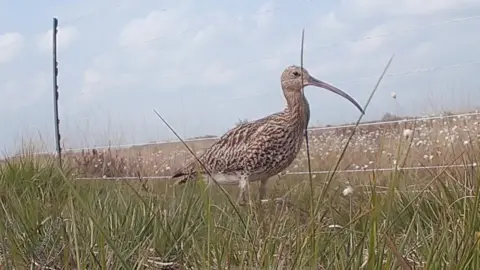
[3,111,480,269]
[1,142,480,269]
[4,112,480,268]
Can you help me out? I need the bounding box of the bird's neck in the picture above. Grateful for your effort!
[284,90,310,130]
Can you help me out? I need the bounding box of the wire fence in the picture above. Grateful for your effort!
[2,3,480,167]
[28,109,480,155]
[74,163,479,181]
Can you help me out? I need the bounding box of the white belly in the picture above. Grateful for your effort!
[202,172,243,185]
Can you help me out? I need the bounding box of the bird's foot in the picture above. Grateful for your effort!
[237,195,256,207]
[237,198,254,207]
[238,200,248,207]
[236,195,246,206]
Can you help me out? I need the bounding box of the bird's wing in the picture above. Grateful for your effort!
[242,118,295,175]
[171,113,281,179]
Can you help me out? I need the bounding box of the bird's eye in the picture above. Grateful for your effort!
[293,71,300,77]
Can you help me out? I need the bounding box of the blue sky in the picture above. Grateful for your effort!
[1,0,480,155]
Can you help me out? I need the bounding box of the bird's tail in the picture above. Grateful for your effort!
[171,160,207,185]
[171,163,199,185]
[171,172,195,185]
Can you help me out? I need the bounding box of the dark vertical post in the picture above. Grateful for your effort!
[52,17,62,167]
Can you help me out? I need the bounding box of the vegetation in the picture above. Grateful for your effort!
[1,108,480,269]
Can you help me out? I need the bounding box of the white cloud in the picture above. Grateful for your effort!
[81,6,265,102]
[302,3,480,109]
[0,71,50,112]
[118,8,190,50]
[37,26,80,53]
[318,12,345,33]
[84,69,101,84]
[348,0,480,16]
[199,63,238,86]
[0,32,24,64]
[79,66,138,102]
[348,25,391,55]
[254,0,276,31]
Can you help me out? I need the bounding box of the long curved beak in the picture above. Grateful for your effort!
[306,76,365,114]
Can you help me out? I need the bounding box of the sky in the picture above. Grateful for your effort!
[1,0,480,155]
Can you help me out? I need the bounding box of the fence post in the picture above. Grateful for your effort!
[52,17,62,167]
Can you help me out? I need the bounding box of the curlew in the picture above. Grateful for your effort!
[171,65,364,205]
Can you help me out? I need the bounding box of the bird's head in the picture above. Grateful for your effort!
[280,65,364,114]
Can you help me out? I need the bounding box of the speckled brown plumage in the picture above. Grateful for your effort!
[171,65,364,205]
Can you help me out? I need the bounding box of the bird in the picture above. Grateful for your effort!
[170,65,364,205]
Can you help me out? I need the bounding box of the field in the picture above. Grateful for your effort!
[2,109,480,269]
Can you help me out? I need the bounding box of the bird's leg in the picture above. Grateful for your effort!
[237,175,250,206]
[259,178,268,202]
